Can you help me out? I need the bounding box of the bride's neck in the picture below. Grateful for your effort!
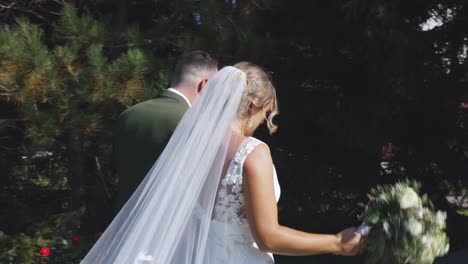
[231,120,249,136]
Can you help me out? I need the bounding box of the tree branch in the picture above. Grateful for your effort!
[95,155,112,201]
[0,84,16,92]
[0,2,15,10]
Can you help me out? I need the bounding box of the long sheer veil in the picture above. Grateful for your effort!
[81,66,246,264]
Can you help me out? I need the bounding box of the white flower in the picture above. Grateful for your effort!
[421,235,434,248]
[444,243,450,254]
[405,218,423,236]
[436,211,447,227]
[421,235,428,244]
[417,206,424,218]
[399,187,420,209]
[362,181,449,263]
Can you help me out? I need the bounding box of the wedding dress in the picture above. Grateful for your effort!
[204,136,281,263]
[80,67,280,264]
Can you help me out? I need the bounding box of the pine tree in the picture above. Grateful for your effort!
[0,4,161,213]
[0,2,277,262]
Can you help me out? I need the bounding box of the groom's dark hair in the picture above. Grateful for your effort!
[170,50,218,88]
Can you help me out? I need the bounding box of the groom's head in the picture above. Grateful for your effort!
[170,50,218,93]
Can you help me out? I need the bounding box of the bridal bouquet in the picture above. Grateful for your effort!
[359,180,449,264]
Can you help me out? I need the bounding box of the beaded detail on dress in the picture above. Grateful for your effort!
[213,137,262,224]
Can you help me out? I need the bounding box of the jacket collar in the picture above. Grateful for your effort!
[160,89,191,107]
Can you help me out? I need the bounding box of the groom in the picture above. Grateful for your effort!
[112,50,218,212]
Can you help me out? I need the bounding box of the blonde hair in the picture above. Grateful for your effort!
[233,62,279,134]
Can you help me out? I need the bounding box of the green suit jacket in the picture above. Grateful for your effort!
[112,90,189,212]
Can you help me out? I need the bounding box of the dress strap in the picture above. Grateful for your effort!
[233,137,263,166]
[224,137,263,187]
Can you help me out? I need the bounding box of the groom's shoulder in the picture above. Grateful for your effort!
[128,98,160,110]
[118,99,155,117]
[121,96,171,114]
[117,96,186,123]
[125,91,187,112]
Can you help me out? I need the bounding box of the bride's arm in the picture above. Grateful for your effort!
[243,144,362,256]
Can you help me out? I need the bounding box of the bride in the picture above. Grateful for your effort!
[81,62,364,264]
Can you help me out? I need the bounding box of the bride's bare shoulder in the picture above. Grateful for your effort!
[244,141,273,171]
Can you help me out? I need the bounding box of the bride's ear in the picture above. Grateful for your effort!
[248,103,261,115]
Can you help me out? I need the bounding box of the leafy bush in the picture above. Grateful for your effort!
[0,211,102,264]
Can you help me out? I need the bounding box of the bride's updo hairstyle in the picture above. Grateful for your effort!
[234,62,279,134]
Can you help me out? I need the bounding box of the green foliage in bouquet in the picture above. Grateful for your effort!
[359,180,450,264]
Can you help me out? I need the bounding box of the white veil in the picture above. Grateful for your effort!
[81,66,247,264]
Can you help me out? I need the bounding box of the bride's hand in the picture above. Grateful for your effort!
[335,227,363,256]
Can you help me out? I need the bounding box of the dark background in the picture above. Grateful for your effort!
[0,0,467,263]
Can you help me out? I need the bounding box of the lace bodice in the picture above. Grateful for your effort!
[213,137,281,224]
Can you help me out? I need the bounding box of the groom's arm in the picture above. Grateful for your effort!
[243,144,362,256]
